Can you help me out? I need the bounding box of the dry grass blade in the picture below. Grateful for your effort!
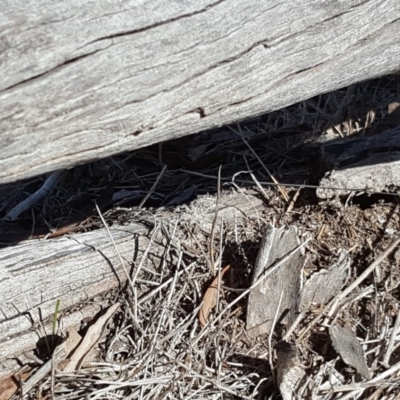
[234,125,289,202]
[269,289,284,383]
[138,164,167,208]
[382,312,400,368]
[209,165,222,275]
[183,168,400,198]
[95,202,135,291]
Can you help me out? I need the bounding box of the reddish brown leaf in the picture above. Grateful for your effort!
[199,265,231,327]
[0,370,31,400]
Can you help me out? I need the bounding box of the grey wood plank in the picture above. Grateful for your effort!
[1,0,399,183]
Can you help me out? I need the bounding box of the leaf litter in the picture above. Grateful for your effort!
[2,75,400,399]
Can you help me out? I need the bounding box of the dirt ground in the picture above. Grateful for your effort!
[1,74,400,399]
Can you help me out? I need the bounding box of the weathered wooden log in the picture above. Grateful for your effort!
[307,126,400,198]
[0,191,264,377]
[1,0,400,184]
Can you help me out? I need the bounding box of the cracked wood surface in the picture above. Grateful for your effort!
[1,0,400,183]
[310,127,400,198]
[0,191,264,377]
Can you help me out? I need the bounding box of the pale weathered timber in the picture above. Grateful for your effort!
[276,342,306,400]
[1,0,400,184]
[0,191,264,377]
[246,224,307,338]
[312,126,400,198]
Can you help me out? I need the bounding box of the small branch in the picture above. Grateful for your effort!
[210,165,222,275]
[95,202,135,291]
[270,289,284,384]
[3,170,64,221]
[233,125,289,202]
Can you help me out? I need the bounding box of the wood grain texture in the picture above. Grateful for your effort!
[1,0,400,183]
[0,222,149,377]
[246,224,306,337]
[311,127,400,198]
[0,191,264,377]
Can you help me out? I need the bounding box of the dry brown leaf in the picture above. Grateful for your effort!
[0,369,31,400]
[64,303,120,372]
[199,265,230,327]
[57,326,82,371]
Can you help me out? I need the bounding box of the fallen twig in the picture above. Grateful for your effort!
[3,170,64,221]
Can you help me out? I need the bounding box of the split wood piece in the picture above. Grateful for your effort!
[1,1,400,184]
[246,224,307,337]
[284,251,350,340]
[330,325,371,380]
[300,251,350,312]
[0,191,264,378]
[318,152,400,199]
[311,126,400,171]
[56,327,83,371]
[308,126,400,198]
[276,341,306,400]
